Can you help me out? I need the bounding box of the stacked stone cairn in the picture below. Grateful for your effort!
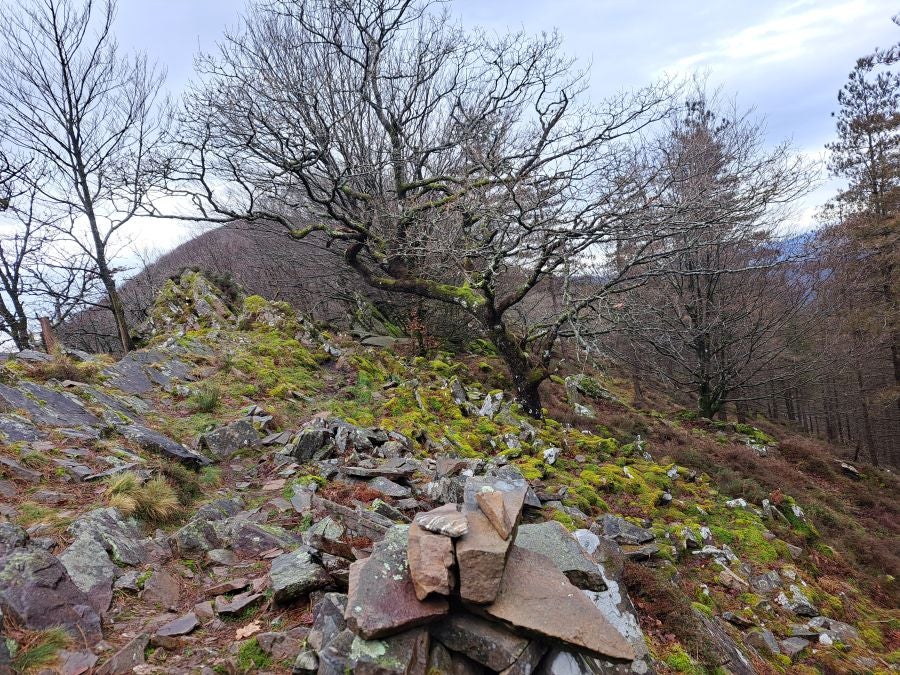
[330,472,636,674]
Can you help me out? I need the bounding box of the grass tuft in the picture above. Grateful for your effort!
[11,627,69,672]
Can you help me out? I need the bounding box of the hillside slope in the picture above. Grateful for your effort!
[0,271,897,674]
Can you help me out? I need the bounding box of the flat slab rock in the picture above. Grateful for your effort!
[345,525,448,639]
[414,504,468,538]
[599,514,655,545]
[407,522,455,601]
[515,521,607,592]
[348,626,431,675]
[430,613,530,671]
[470,545,635,662]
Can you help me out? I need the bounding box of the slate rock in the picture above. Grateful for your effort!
[121,424,210,466]
[430,613,529,671]
[347,627,430,675]
[256,631,303,660]
[214,591,264,616]
[308,592,347,652]
[368,476,412,498]
[345,525,448,639]
[515,521,606,592]
[95,633,149,675]
[58,649,99,675]
[776,585,818,617]
[0,547,102,643]
[471,546,634,661]
[749,570,782,594]
[198,420,261,459]
[781,637,809,658]
[293,649,319,674]
[747,628,781,655]
[414,504,468,537]
[142,569,181,610]
[270,548,332,604]
[499,640,549,675]
[599,515,654,545]
[408,522,455,600]
[0,415,41,443]
[0,523,28,557]
[317,629,355,675]
[0,455,41,482]
[156,612,199,637]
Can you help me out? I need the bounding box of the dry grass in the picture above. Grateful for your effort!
[105,471,181,524]
[25,351,98,384]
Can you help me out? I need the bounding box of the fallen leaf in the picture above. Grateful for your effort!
[235,620,262,640]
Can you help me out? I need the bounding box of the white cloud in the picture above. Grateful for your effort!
[665,0,881,76]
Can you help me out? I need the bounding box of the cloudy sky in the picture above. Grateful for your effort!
[114,0,897,247]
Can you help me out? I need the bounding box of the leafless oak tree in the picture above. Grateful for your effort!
[164,0,724,415]
[0,0,169,353]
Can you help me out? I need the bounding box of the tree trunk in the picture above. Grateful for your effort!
[488,323,544,418]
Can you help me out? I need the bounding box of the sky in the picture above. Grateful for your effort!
[113,0,898,250]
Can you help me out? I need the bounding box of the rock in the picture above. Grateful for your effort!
[776,585,818,617]
[515,521,606,592]
[599,515,654,545]
[58,534,118,614]
[0,523,28,557]
[293,649,319,674]
[0,381,100,428]
[692,611,755,675]
[371,499,408,522]
[95,633,149,675]
[456,475,527,604]
[214,591,264,616]
[308,592,347,652]
[499,640,548,675]
[270,548,332,604]
[0,455,41,482]
[722,611,755,628]
[345,526,448,639]
[121,424,210,466]
[475,488,514,540]
[256,631,303,660]
[285,428,333,462]
[347,627,430,675]
[621,543,660,561]
[430,613,530,671]
[726,498,748,509]
[68,507,147,566]
[807,616,860,642]
[414,504,468,537]
[156,612,199,637]
[368,476,412,498]
[749,570,782,594]
[747,628,781,655]
[407,522,455,600]
[0,414,41,443]
[58,649,99,675]
[781,637,809,658]
[142,569,181,610]
[718,568,749,592]
[478,392,503,418]
[472,546,634,660]
[543,447,560,464]
[317,628,356,675]
[198,420,260,459]
[0,547,102,643]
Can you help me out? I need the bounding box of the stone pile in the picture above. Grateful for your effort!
[327,473,638,674]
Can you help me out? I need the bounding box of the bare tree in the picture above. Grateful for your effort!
[0,0,169,353]
[601,95,816,418]
[164,0,709,415]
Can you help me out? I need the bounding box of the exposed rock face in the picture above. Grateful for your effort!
[600,514,655,545]
[471,546,635,661]
[407,522,455,600]
[345,526,449,639]
[121,423,210,466]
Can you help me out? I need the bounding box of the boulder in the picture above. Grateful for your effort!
[347,627,430,675]
[515,521,606,592]
[67,508,147,566]
[429,613,530,671]
[345,526,448,639]
[270,548,332,604]
[198,420,261,458]
[95,633,149,675]
[58,535,118,614]
[0,547,102,643]
[471,546,634,661]
[407,522,455,601]
[599,515,654,545]
[776,585,818,617]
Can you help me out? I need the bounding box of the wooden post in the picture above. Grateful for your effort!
[39,317,58,354]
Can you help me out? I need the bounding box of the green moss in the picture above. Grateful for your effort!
[664,647,699,673]
[236,638,271,672]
